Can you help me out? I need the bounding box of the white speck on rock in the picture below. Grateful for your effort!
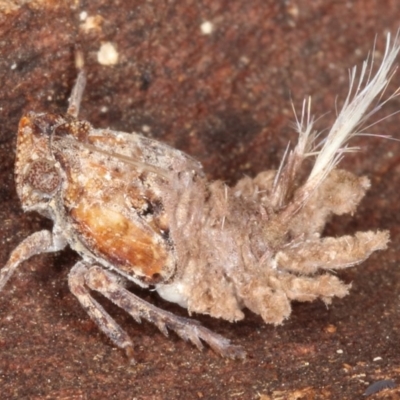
[79,11,88,21]
[97,42,119,66]
[200,21,213,35]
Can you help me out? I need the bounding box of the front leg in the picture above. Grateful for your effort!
[80,265,246,360]
[0,230,67,292]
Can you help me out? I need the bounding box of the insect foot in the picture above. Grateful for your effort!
[1,32,399,362]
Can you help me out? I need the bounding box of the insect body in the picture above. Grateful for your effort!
[1,34,399,362]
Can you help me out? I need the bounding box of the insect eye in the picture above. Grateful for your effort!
[25,159,61,194]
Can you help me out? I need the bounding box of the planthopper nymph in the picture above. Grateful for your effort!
[1,33,399,362]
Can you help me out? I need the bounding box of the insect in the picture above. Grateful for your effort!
[0,33,399,363]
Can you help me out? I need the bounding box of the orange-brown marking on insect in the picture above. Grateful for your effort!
[87,160,111,176]
[15,116,45,181]
[88,135,121,145]
[16,117,34,149]
[19,115,32,129]
[72,202,168,278]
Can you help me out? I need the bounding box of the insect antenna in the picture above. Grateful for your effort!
[67,51,87,118]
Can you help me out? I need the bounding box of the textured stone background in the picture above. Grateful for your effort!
[1,1,400,399]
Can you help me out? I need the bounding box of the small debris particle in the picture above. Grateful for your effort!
[324,324,337,333]
[142,125,151,133]
[343,363,352,371]
[287,4,299,18]
[97,42,119,66]
[364,380,396,396]
[81,15,104,32]
[200,21,213,35]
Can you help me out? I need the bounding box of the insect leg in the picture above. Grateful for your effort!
[84,265,246,359]
[68,261,136,363]
[0,230,66,292]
